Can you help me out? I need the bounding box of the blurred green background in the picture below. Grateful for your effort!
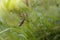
[0,0,60,40]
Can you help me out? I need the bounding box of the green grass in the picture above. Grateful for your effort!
[0,0,60,40]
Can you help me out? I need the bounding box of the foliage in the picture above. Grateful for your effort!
[0,0,60,40]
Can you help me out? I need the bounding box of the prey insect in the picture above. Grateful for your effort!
[19,13,26,26]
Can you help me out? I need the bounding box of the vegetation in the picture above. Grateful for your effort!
[0,0,60,40]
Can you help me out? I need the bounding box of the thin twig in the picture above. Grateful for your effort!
[25,0,29,6]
